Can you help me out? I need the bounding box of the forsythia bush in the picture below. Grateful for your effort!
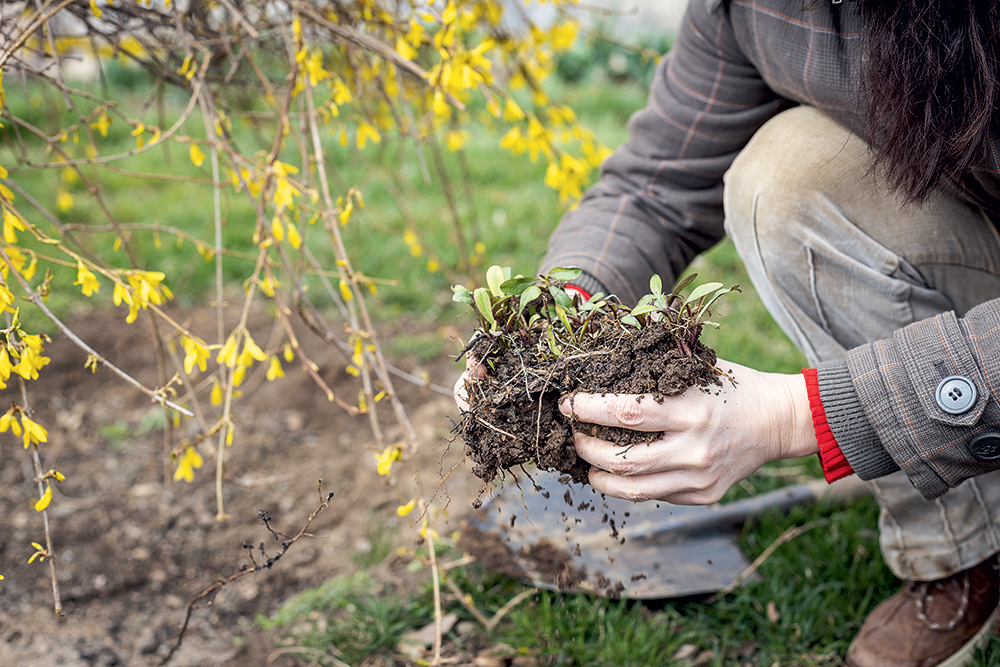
[0,0,615,611]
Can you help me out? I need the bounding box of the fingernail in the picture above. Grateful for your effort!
[559,398,572,415]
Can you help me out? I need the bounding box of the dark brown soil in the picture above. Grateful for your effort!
[458,320,720,492]
[0,306,478,666]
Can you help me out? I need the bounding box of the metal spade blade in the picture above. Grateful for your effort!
[458,470,869,599]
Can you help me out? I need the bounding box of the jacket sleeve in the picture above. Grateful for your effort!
[818,297,1000,499]
[539,0,791,305]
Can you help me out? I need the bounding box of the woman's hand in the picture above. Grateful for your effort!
[561,360,818,505]
[453,354,486,412]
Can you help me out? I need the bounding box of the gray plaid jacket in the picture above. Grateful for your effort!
[539,0,1000,498]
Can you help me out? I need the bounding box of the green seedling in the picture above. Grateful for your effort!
[454,266,737,362]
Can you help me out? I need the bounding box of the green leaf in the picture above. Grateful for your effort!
[501,276,537,296]
[686,281,724,305]
[671,273,697,297]
[486,265,506,298]
[635,294,654,308]
[621,315,640,328]
[546,326,562,356]
[518,285,542,314]
[630,303,659,317]
[549,286,574,310]
[545,267,582,283]
[697,285,739,319]
[451,285,473,304]
[473,288,497,331]
[555,303,573,334]
[649,274,662,297]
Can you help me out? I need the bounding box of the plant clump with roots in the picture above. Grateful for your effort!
[453,266,738,498]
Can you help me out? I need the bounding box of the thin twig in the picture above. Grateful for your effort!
[0,0,78,70]
[708,518,828,602]
[474,417,520,442]
[443,573,491,627]
[12,351,63,616]
[486,588,535,631]
[420,499,444,666]
[159,482,335,666]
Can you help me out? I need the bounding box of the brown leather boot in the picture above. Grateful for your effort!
[846,555,1000,667]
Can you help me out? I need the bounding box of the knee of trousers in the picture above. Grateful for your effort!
[719,106,900,359]
[722,106,868,285]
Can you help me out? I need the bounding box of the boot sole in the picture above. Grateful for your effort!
[937,602,1000,667]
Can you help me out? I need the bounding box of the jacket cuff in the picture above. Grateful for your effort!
[565,270,607,302]
[843,309,1000,500]
[816,360,900,480]
[801,368,854,482]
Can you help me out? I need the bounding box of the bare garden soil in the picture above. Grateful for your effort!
[0,305,482,667]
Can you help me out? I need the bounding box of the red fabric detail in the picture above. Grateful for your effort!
[801,368,855,483]
[565,285,592,301]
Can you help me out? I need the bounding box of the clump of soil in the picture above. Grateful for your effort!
[456,284,722,493]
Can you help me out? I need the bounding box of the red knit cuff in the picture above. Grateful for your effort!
[801,368,855,483]
[565,285,592,302]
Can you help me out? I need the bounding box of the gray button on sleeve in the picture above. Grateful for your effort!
[935,376,977,415]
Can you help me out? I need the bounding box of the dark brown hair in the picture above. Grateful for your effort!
[859,0,1000,201]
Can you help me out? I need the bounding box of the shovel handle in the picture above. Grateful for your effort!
[639,475,870,538]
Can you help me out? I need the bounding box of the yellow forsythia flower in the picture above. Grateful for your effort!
[216,332,238,367]
[28,542,47,564]
[444,130,469,152]
[266,355,284,381]
[173,446,203,483]
[271,216,284,242]
[113,282,132,306]
[396,37,418,60]
[56,190,74,212]
[74,261,100,296]
[189,143,206,167]
[0,283,13,313]
[90,112,112,137]
[396,498,417,516]
[3,209,25,243]
[13,346,50,381]
[374,445,401,476]
[34,485,52,512]
[356,122,381,149]
[286,224,302,249]
[20,414,47,449]
[0,410,21,436]
[180,335,210,374]
[232,363,247,387]
[0,346,12,381]
[237,336,267,367]
[419,519,439,541]
[210,377,223,405]
[22,334,43,351]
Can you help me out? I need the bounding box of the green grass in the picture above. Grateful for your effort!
[262,497,889,666]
